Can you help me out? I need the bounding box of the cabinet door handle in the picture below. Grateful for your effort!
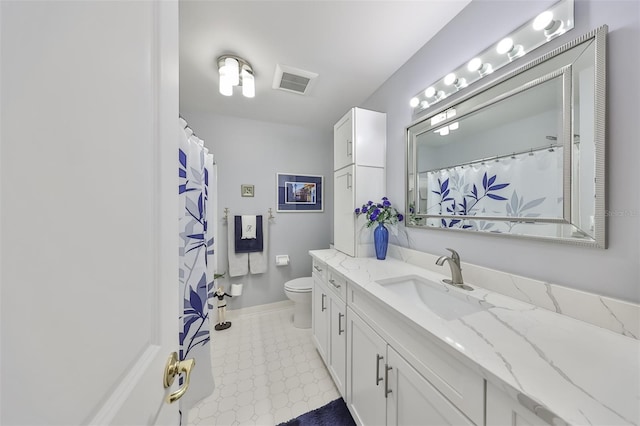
[346,173,352,189]
[338,312,344,335]
[329,279,341,289]
[384,364,393,398]
[313,265,323,272]
[375,354,384,386]
[321,293,326,312]
[347,139,353,157]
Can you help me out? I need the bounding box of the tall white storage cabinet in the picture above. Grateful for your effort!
[333,107,386,257]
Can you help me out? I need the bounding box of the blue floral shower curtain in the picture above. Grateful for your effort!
[178,118,216,415]
[424,146,563,233]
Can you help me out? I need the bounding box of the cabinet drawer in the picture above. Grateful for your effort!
[327,269,347,302]
[312,258,327,281]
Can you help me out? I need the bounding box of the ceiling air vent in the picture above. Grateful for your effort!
[272,64,318,95]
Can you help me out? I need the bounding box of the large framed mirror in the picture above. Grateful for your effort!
[406,26,606,247]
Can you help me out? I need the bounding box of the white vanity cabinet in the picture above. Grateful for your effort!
[347,307,475,426]
[333,107,386,257]
[310,249,638,426]
[312,260,348,397]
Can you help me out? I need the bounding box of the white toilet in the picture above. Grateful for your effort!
[284,277,313,328]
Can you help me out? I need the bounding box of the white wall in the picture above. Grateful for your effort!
[363,0,640,303]
[180,112,333,309]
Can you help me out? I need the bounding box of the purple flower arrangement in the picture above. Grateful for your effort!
[354,197,404,228]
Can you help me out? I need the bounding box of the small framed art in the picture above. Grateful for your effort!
[241,184,254,197]
[276,173,323,212]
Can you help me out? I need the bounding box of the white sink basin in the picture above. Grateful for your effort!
[375,275,492,320]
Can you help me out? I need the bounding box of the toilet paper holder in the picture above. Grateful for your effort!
[275,255,290,266]
[230,283,243,296]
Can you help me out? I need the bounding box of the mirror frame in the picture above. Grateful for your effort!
[405,26,607,248]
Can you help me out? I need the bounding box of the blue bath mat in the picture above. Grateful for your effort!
[277,398,356,426]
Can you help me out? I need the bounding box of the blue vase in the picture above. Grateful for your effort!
[373,222,389,260]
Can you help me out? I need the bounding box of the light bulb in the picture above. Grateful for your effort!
[409,97,420,108]
[225,57,239,86]
[496,37,514,55]
[481,63,493,76]
[241,67,255,98]
[470,60,494,77]
[425,87,436,98]
[219,67,233,96]
[533,11,554,31]
[467,58,483,72]
[444,73,457,86]
[219,81,233,96]
[508,45,524,60]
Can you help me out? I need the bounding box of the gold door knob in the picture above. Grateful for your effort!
[163,352,195,404]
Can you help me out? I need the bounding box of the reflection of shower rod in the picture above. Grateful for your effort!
[425,143,562,174]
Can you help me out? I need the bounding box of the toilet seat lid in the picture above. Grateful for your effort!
[285,277,313,292]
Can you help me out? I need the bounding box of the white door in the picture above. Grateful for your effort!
[0,1,181,424]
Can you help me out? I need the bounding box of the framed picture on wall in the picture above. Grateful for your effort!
[276,173,323,212]
[241,184,254,197]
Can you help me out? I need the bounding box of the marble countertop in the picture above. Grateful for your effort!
[310,249,640,426]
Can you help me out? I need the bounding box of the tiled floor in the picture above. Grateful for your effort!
[187,303,340,426]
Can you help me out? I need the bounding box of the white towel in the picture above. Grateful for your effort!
[249,216,268,274]
[227,218,248,277]
[241,215,257,239]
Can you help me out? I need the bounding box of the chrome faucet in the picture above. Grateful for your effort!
[436,248,469,289]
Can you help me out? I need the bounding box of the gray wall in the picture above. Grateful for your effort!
[362,0,640,303]
[180,112,333,309]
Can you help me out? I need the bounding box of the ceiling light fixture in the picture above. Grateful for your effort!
[217,55,255,98]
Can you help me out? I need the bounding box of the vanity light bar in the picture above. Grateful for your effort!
[409,0,574,113]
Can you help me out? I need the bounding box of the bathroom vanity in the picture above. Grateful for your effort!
[309,248,639,426]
